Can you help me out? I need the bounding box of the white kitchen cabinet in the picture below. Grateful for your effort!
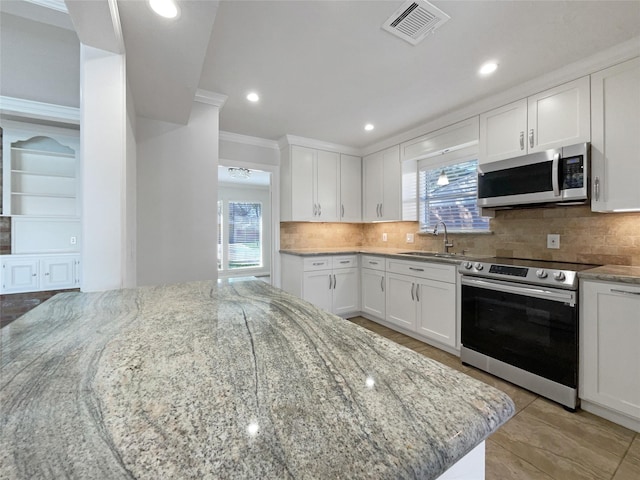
[281,254,360,317]
[363,145,401,221]
[580,279,640,431]
[590,57,640,212]
[1,254,80,294]
[479,77,590,164]
[360,255,385,319]
[281,145,339,222]
[385,259,457,349]
[339,154,362,222]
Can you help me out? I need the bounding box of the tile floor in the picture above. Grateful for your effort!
[349,316,640,480]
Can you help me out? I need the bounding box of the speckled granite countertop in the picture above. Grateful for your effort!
[1,279,514,479]
[578,265,640,285]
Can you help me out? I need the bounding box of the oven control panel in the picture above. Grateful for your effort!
[459,260,579,289]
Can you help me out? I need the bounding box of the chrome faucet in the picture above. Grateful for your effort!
[433,221,454,253]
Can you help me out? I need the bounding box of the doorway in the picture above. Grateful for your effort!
[218,165,272,281]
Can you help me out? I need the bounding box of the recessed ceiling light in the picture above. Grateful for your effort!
[148,0,180,19]
[364,123,375,131]
[246,92,260,102]
[479,62,498,75]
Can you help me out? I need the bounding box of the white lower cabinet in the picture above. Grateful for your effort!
[385,259,457,350]
[281,254,360,317]
[1,254,80,294]
[361,255,386,319]
[580,279,640,431]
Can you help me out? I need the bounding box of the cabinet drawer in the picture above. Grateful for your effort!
[303,257,332,271]
[386,259,456,283]
[332,255,358,269]
[361,255,385,271]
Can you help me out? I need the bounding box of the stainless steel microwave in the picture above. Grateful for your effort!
[477,143,589,208]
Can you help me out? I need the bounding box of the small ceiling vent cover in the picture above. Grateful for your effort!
[382,0,450,45]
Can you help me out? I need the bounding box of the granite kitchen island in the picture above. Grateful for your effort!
[0,279,514,479]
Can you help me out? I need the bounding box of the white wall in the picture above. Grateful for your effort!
[0,12,79,107]
[219,137,279,166]
[80,44,127,292]
[136,102,219,286]
[123,89,137,288]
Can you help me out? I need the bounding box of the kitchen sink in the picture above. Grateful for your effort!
[399,251,459,259]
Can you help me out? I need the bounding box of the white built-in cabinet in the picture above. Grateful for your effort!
[339,154,362,222]
[281,145,361,222]
[580,279,640,431]
[479,76,590,164]
[363,145,401,221]
[360,255,386,319]
[385,258,457,350]
[590,57,640,212]
[1,254,80,294]
[281,254,360,317]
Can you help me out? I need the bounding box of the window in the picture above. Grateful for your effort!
[227,202,262,269]
[419,155,489,233]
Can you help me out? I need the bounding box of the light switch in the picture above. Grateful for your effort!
[406,233,414,243]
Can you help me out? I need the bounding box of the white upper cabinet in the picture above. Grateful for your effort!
[590,57,640,213]
[339,154,362,222]
[479,77,590,164]
[281,145,339,222]
[363,145,401,221]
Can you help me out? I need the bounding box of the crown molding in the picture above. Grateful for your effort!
[194,89,228,108]
[277,134,361,156]
[219,131,279,150]
[0,96,80,125]
[360,37,640,157]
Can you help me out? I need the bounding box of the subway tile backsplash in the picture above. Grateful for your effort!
[281,206,640,266]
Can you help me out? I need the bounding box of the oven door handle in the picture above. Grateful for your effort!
[461,276,576,305]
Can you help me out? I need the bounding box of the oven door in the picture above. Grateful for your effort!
[461,276,578,388]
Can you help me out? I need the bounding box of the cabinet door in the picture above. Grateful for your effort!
[332,267,359,316]
[315,150,339,221]
[340,154,362,222]
[41,257,76,290]
[581,281,640,421]
[290,146,316,221]
[361,268,385,319]
[528,76,590,153]
[363,151,384,221]
[381,145,401,221]
[1,258,39,293]
[385,273,417,330]
[302,270,333,313]
[416,279,456,348]
[479,99,528,164]
[591,58,640,212]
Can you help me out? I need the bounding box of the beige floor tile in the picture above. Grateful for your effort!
[485,439,554,480]
[463,367,538,413]
[491,398,635,480]
[613,435,640,480]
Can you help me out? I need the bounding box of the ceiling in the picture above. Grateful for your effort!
[4,1,640,151]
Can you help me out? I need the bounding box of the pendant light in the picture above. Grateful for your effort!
[437,169,449,186]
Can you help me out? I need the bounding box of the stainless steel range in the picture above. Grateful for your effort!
[458,257,597,410]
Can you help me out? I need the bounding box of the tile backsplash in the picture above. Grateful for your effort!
[281,205,640,266]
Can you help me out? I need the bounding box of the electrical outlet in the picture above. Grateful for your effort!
[547,234,560,249]
[382,233,388,242]
[70,236,77,245]
[406,233,414,243]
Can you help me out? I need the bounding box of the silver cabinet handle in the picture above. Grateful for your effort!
[376,203,380,217]
[529,129,534,149]
[318,203,321,216]
[381,276,384,292]
[519,131,525,150]
[329,274,332,289]
[611,289,640,296]
[594,177,600,201]
[313,203,317,216]
[409,267,424,272]
[312,262,325,266]
[380,203,383,217]
[339,260,350,264]
[341,204,344,218]
[333,274,337,289]
[368,261,378,265]
[411,283,415,301]
[416,284,420,302]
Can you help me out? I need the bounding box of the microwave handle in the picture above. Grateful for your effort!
[552,153,560,196]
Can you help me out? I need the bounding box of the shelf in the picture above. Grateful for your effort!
[11,147,75,158]
[11,169,76,179]
[12,192,76,199]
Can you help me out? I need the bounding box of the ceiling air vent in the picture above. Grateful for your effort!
[382,0,450,45]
